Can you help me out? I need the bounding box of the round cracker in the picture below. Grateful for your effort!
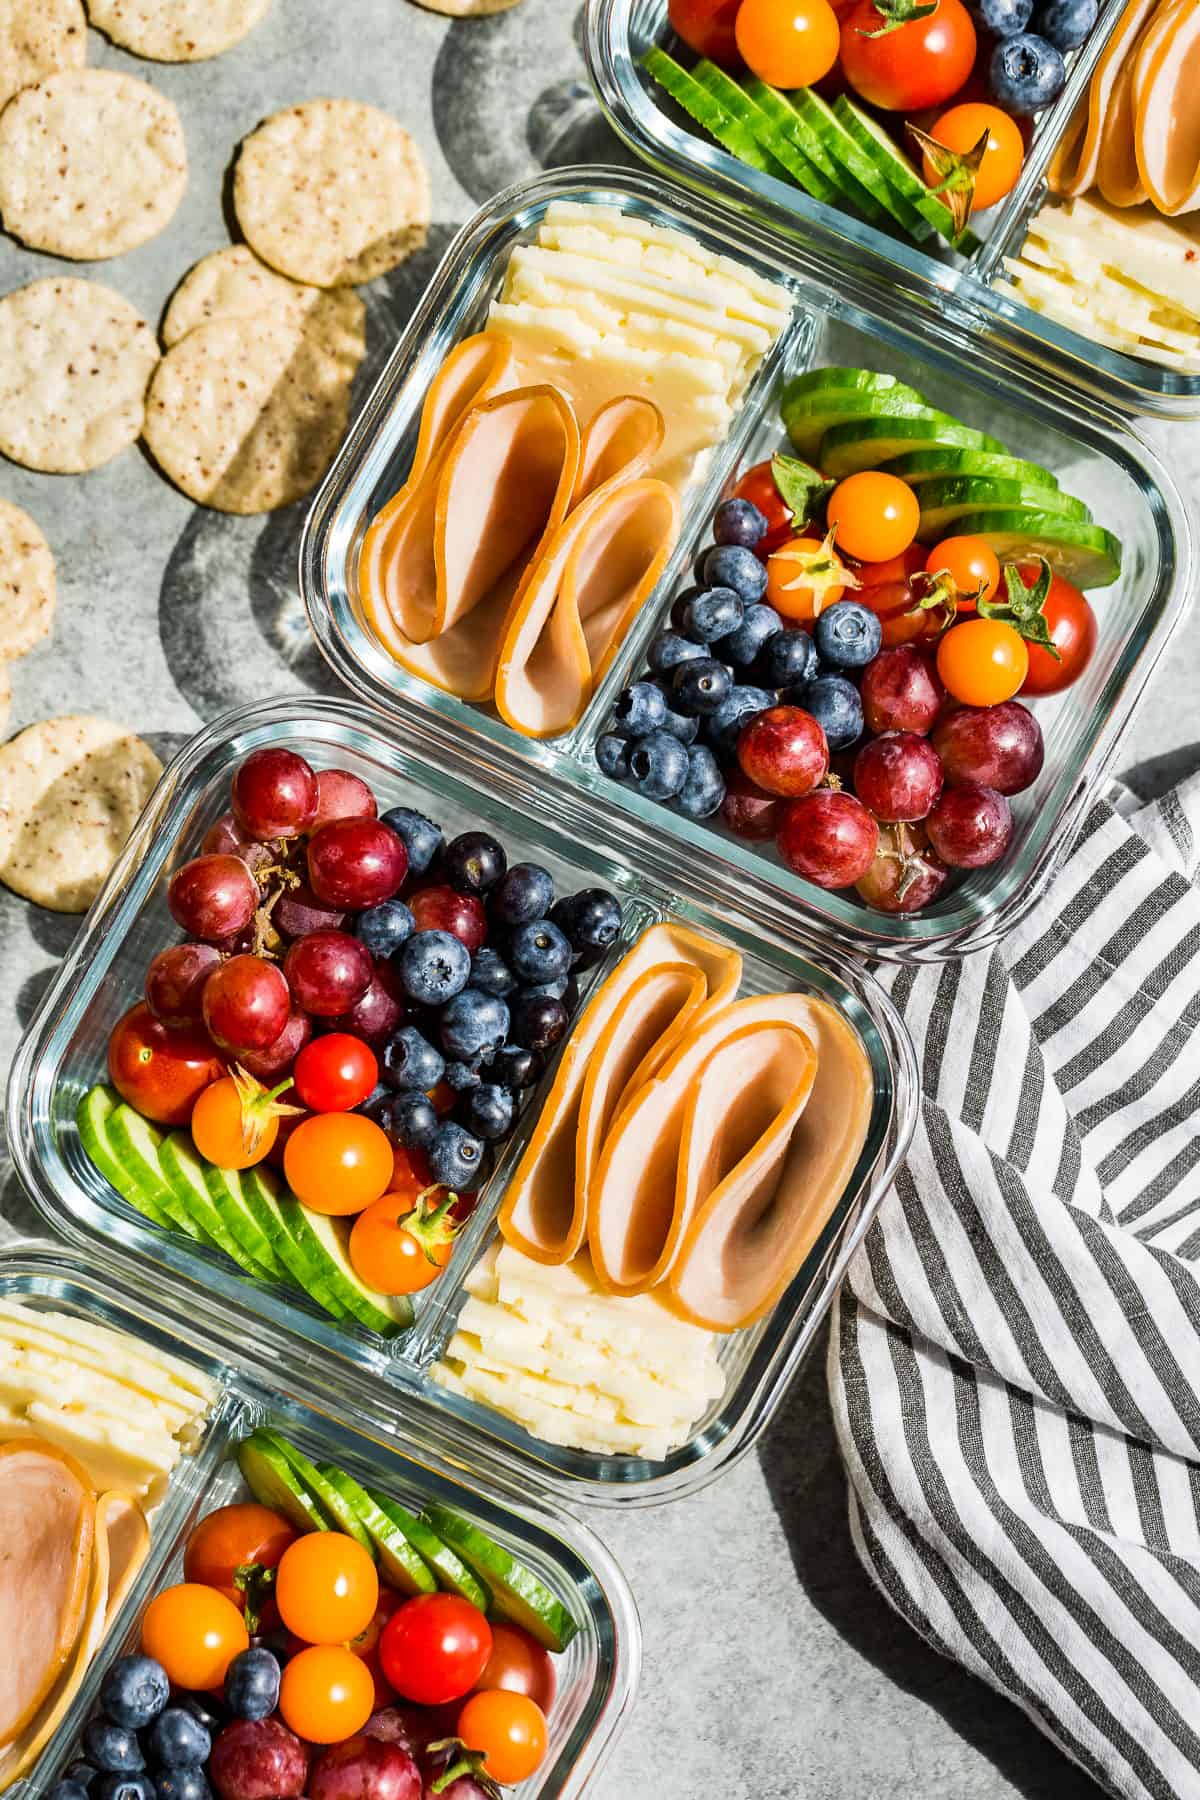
[0,69,187,260]
[0,501,56,660]
[143,308,364,514]
[0,278,160,474]
[0,715,163,912]
[161,244,339,346]
[409,0,523,12]
[233,99,430,288]
[0,660,10,739]
[86,0,272,61]
[0,0,86,110]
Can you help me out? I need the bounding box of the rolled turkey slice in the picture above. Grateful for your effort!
[100,1492,150,1630]
[1049,0,1160,198]
[1135,0,1200,213]
[0,1440,95,1749]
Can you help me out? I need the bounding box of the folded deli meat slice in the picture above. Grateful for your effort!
[500,924,743,1265]
[1049,0,1159,199]
[0,1440,96,1748]
[1134,0,1200,214]
[100,1491,150,1630]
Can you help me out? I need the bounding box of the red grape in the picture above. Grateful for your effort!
[283,930,373,1017]
[932,701,1044,796]
[274,882,347,941]
[203,955,291,1052]
[926,782,1013,868]
[239,1007,313,1080]
[856,823,948,913]
[232,748,319,840]
[168,854,259,943]
[312,769,378,832]
[145,943,222,1027]
[853,732,944,823]
[328,960,405,1046]
[860,646,944,735]
[776,789,879,888]
[408,885,487,954]
[307,820,407,910]
[737,705,828,798]
[720,767,781,840]
[208,1718,308,1800]
[203,810,273,876]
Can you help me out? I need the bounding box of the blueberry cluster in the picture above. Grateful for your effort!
[353,816,621,1190]
[598,497,880,820]
[51,1652,280,1800]
[976,0,1097,112]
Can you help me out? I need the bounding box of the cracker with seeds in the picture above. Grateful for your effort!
[0,69,187,260]
[0,279,160,474]
[233,99,430,288]
[86,0,272,61]
[161,244,364,350]
[0,502,56,660]
[0,715,163,912]
[0,0,86,110]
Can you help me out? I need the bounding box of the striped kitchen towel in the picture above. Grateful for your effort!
[829,770,1200,1800]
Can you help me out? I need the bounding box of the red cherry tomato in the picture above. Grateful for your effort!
[667,0,741,62]
[473,1623,557,1713]
[729,459,796,557]
[183,1504,297,1623]
[379,1594,493,1706]
[840,0,976,111]
[293,1032,379,1113]
[1015,564,1097,695]
[351,1590,402,1709]
[858,545,943,646]
[108,1002,225,1126]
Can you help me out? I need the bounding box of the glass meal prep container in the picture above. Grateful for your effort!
[300,166,1194,964]
[582,0,1200,420]
[7,696,917,1511]
[0,1241,638,1800]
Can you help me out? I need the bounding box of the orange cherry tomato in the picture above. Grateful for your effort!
[827,471,920,563]
[924,535,1001,608]
[765,533,851,621]
[923,103,1025,212]
[275,1531,379,1645]
[734,0,841,88]
[936,617,1029,705]
[141,1584,249,1691]
[349,1188,458,1296]
[283,1112,394,1215]
[457,1690,548,1786]
[191,1071,295,1170]
[279,1645,375,1744]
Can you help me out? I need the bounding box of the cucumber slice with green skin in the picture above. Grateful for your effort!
[76,1086,173,1230]
[881,448,1061,490]
[933,513,1123,588]
[831,94,980,253]
[318,1466,436,1594]
[738,78,854,209]
[420,1504,579,1652]
[274,1196,352,1322]
[817,415,1008,478]
[280,1200,414,1337]
[237,1429,334,1533]
[782,391,935,460]
[785,91,898,229]
[239,1167,346,1313]
[915,478,1090,542]
[266,1437,376,1554]
[106,1103,211,1244]
[159,1134,275,1278]
[641,49,789,179]
[782,367,925,401]
[199,1157,287,1279]
[375,1497,490,1611]
[690,64,834,204]
[790,90,931,241]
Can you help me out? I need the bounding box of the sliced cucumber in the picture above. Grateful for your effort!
[783,391,935,460]
[198,1156,287,1280]
[782,367,920,401]
[76,1085,173,1231]
[106,1103,211,1245]
[936,512,1123,588]
[831,94,979,253]
[280,1200,414,1338]
[237,1429,333,1532]
[641,49,788,179]
[267,1437,376,1553]
[421,1504,579,1653]
[690,64,831,203]
[240,1167,349,1318]
[790,90,931,241]
[159,1134,274,1278]
[817,414,1008,478]
[317,1466,435,1592]
[740,78,861,212]
[915,477,1090,542]
[881,447,1061,490]
[373,1497,490,1611]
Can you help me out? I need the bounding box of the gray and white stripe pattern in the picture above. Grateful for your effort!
[829,773,1200,1800]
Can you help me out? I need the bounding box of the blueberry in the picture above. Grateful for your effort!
[520,973,570,1000]
[682,587,744,644]
[803,674,864,750]
[550,889,622,964]
[353,898,415,960]
[442,830,506,895]
[813,601,882,669]
[509,991,569,1052]
[717,602,782,668]
[713,497,768,549]
[490,862,554,925]
[84,1723,144,1775]
[380,805,442,876]
[972,0,1032,31]
[470,945,516,998]
[758,628,818,691]
[398,929,471,1005]
[990,31,1065,109]
[440,989,510,1061]
[670,585,703,630]
[65,1763,98,1791]
[153,1773,211,1800]
[702,544,769,604]
[385,1090,439,1150]
[48,1782,92,1800]
[146,1709,210,1771]
[173,1698,223,1737]
[492,1043,541,1087]
[508,918,573,985]
[99,1657,169,1732]
[95,1778,156,1800]
[648,682,700,744]
[670,656,734,718]
[428,1121,486,1189]
[647,629,707,676]
[596,733,632,779]
[383,1024,444,1091]
[444,1059,482,1091]
[224,1648,281,1723]
[677,746,726,820]
[706,685,775,757]
[1038,0,1097,48]
[612,681,667,737]
[629,729,689,800]
[460,1083,515,1142]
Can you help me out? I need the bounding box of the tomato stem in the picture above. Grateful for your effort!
[907,122,991,235]
[426,1742,501,1798]
[859,0,939,37]
[979,557,1062,658]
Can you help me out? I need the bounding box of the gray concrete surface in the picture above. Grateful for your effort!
[0,3,1196,1797]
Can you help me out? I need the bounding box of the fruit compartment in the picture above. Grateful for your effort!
[2,1244,639,1800]
[8,697,917,1503]
[583,0,1200,416]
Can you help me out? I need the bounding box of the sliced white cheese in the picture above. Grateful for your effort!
[0,1300,216,1403]
[541,201,794,317]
